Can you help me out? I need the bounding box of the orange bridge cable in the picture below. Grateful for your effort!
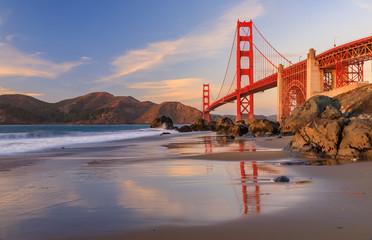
[252,22,293,66]
[227,72,237,95]
[253,43,278,70]
[209,89,216,102]
[216,28,237,100]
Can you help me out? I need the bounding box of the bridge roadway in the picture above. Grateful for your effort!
[205,35,372,115]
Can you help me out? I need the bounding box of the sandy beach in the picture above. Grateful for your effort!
[1,131,372,240]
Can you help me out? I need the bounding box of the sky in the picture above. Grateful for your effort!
[0,0,371,116]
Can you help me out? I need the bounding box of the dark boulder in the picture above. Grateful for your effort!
[216,117,234,132]
[280,95,342,134]
[190,118,211,131]
[288,118,344,158]
[248,119,279,137]
[229,124,248,137]
[150,115,174,129]
[335,84,372,117]
[337,119,372,159]
[274,176,290,182]
[209,121,216,131]
[178,125,192,132]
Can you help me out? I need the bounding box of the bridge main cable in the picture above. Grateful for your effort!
[252,22,293,66]
[216,28,237,100]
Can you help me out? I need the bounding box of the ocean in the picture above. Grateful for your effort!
[0,124,173,154]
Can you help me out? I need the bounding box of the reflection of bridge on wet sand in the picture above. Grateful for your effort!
[202,136,287,215]
[203,135,257,154]
[235,161,284,215]
[165,135,293,215]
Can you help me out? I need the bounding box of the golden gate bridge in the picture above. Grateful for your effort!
[202,20,372,121]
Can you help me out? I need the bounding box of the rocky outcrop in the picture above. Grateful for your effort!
[285,84,372,159]
[190,119,211,131]
[335,84,372,117]
[288,118,343,158]
[337,119,372,159]
[150,115,174,129]
[178,125,192,132]
[288,118,372,159]
[229,124,249,137]
[248,119,279,137]
[216,117,234,132]
[280,95,342,134]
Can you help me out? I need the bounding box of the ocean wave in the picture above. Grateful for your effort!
[0,131,72,139]
[0,125,177,154]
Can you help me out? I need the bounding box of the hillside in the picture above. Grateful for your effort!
[0,92,202,124]
[136,102,202,124]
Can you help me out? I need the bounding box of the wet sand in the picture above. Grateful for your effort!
[1,132,372,240]
[91,162,372,240]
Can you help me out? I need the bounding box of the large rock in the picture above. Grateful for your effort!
[281,95,342,134]
[248,119,279,137]
[288,118,343,158]
[178,125,192,132]
[216,117,234,132]
[335,84,372,117]
[190,119,211,131]
[229,124,249,137]
[150,115,174,129]
[288,118,372,159]
[337,119,372,159]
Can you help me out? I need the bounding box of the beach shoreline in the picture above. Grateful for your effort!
[1,131,372,240]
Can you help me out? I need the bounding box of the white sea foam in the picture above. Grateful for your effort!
[0,126,176,154]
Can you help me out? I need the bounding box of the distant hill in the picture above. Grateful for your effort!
[0,92,202,124]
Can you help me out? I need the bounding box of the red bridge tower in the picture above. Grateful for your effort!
[236,20,254,120]
[202,84,210,122]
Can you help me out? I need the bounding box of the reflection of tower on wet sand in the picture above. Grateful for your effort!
[202,135,257,153]
[240,161,260,214]
[227,161,288,215]
[165,134,261,155]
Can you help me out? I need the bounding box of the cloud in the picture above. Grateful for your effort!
[0,85,43,96]
[80,56,92,61]
[29,51,45,57]
[0,43,84,78]
[354,0,372,9]
[5,35,15,42]
[128,78,206,102]
[101,0,263,81]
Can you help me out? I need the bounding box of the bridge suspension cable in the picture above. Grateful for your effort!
[216,28,237,100]
[252,23,293,66]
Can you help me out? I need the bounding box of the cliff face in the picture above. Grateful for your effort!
[0,92,202,124]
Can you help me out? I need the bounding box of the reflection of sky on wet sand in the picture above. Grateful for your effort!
[0,158,309,240]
